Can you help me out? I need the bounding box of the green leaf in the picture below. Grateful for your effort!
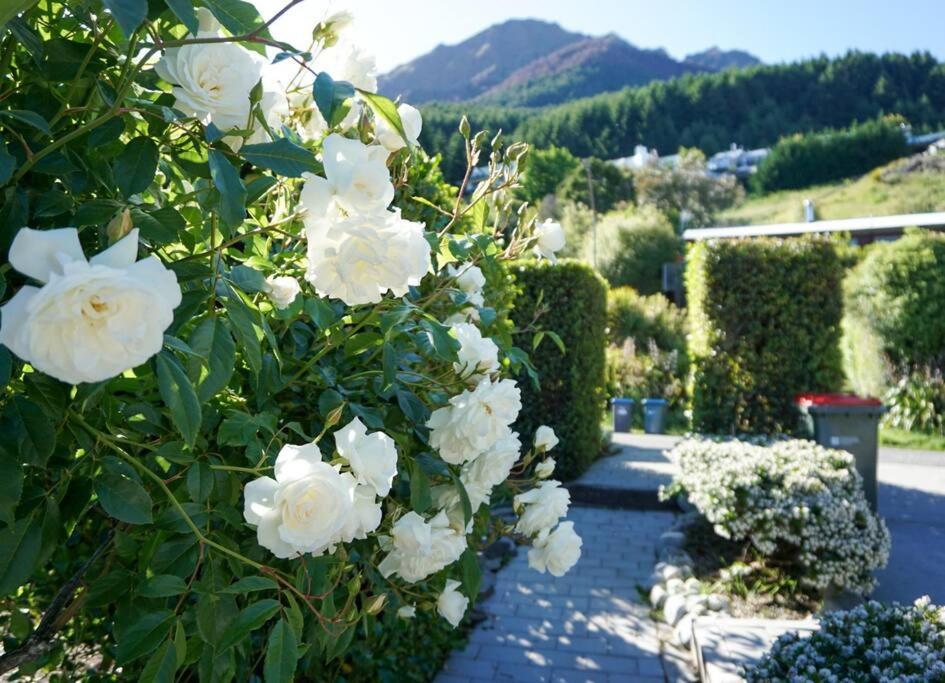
[264,618,298,683]
[228,264,267,293]
[186,461,214,503]
[313,72,354,128]
[241,137,318,177]
[164,0,198,34]
[223,294,262,376]
[0,513,42,595]
[450,471,473,525]
[155,352,202,447]
[0,109,50,135]
[217,598,280,652]
[139,574,188,598]
[140,639,178,683]
[221,576,279,594]
[0,460,22,526]
[1,396,55,466]
[461,548,482,605]
[95,471,153,524]
[409,460,431,514]
[202,0,267,35]
[188,317,236,401]
[115,610,174,664]
[358,90,408,146]
[0,141,16,185]
[196,593,238,646]
[420,319,460,362]
[114,137,159,198]
[381,342,396,391]
[103,0,148,36]
[208,149,246,228]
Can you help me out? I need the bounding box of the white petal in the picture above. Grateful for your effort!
[256,509,297,558]
[9,227,85,282]
[243,476,279,525]
[274,443,323,483]
[126,256,183,310]
[0,286,39,360]
[89,228,140,268]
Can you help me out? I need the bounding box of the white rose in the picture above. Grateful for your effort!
[322,9,355,34]
[0,228,181,385]
[304,209,431,306]
[437,579,469,628]
[155,9,264,131]
[533,219,566,262]
[451,322,499,379]
[324,41,378,92]
[340,484,383,541]
[427,378,522,465]
[263,275,301,309]
[463,432,521,493]
[375,103,422,152]
[514,480,571,537]
[528,521,582,577]
[396,605,416,619]
[242,443,356,557]
[447,263,486,308]
[335,417,398,497]
[301,135,394,220]
[535,458,556,479]
[535,426,559,452]
[378,510,466,582]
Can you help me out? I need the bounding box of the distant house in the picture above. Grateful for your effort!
[706,144,769,178]
[610,145,659,171]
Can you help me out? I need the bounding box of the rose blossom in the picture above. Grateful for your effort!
[427,378,521,465]
[533,218,566,262]
[375,103,422,152]
[514,480,571,536]
[242,443,357,558]
[528,522,583,577]
[451,322,499,379]
[334,417,398,497]
[535,458,556,479]
[378,510,467,582]
[154,9,264,131]
[396,605,416,619]
[300,134,394,220]
[437,579,468,628]
[0,227,181,384]
[263,275,301,309]
[447,263,486,307]
[535,425,559,451]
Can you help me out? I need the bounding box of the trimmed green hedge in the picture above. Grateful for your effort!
[751,117,910,193]
[511,260,608,480]
[687,237,844,434]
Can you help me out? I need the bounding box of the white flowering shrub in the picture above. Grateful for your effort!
[748,598,945,682]
[661,438,890,594]
[0,2,574,680]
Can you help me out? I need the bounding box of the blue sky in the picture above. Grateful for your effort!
[258,0,945,73]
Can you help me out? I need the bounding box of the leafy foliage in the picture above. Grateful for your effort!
[510,260,607,480]
[686,237,844,434]
[517,146,580,203]
[556,157,634,214]
[606,286,687,352]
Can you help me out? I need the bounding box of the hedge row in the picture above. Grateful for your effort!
[686,237,844,434]
[511,260,608,480]
[751,117,910,193]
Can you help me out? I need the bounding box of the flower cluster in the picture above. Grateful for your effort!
[747,598,945,682]
[661,438,891,594]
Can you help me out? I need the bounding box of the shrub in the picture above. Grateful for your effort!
[687,237,844,434]
[605,340,685,409]
[634,148,744,228]
[518,146,580,203]
[556,158,634,214]
[748,598,945,681]
[662,438,891,594]
[586,206,682,294]
[883,368,945,436]
[751,117,910,193]
[844,230,945,385]
[607,286,687,352]
[511,260,608,480]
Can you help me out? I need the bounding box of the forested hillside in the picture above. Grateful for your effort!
[421,51,945,180]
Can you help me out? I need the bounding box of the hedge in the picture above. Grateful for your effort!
[607,286,687,352]
[686,237,844,434]
[751,117,910,193]
[511,260,608,479]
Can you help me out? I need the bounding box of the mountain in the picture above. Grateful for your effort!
[377,19,584,103]
[684,47,762,71]
[379,19,762,106]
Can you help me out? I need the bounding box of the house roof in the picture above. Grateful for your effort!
[683,211,945,241]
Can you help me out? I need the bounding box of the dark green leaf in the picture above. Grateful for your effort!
[264,618,298,683]
[7,19,43,66]
[221,576,279,594]
[188,317,236,401]
[450,471,473,525]
[114,137,159,198]
[202,0,267,36]
[223,294,262,375]
[155,352,202,447]
[115,610,174,664]
[461,548,482,605]
[140,639,178,683]
[409,460,431,514]
[139,574,188,598]
[358,90,408,146]
[241,137,318,177]
[186,461,213,503]
[228,264,267,293]
[0,460,21,526]
[305,297,336,329]
[103,0,148,36]
[33,189,73,217]
[0,513,42,595]
[421,319,460,362]
[217,599,280,652]
[208,149,246,228]
[0,110,50,135]
[196,593,238,646]
[164,0,199,34]
[0,141,16,185]
[313,72,354,128]
[381,342,396,391]
[95,471,153,524]
[2,396,55,466]
[397,389,429,423]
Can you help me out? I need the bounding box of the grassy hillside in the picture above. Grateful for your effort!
[718,166,945,226]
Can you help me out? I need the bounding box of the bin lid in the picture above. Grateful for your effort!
[611,398,635,405]
[796,393,882,408]
[642,398,668,406]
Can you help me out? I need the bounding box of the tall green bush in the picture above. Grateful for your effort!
[584,206,682,294]
[518,146,580,203]
[751,117,910,193]
[557,158,634,214]
[511,260,608,480]
[607,286,687,351]
[687,237,844,434]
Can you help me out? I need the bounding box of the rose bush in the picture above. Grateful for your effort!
[0,2,572,680]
